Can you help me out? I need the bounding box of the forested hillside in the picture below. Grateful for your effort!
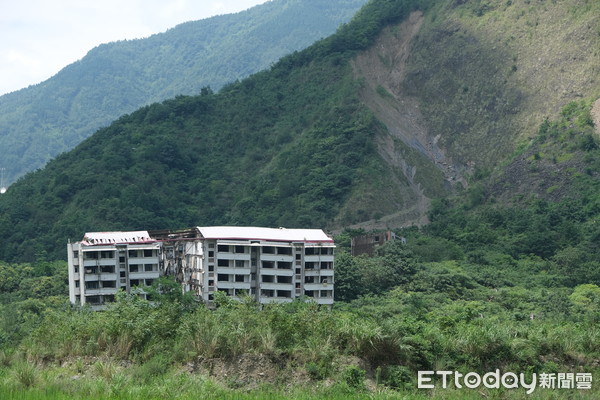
[0,0,368,185]
[0,0,598,262]
[0,0,432,262]
[1,105,599,398]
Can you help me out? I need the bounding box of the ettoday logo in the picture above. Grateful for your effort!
[418,370,593,394]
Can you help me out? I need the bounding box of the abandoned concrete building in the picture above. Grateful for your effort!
[351,231,404,256]
[68,226,335,310]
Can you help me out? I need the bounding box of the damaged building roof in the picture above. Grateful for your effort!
[81,231,154,245]
[196,226,334,243]
[76,226,334,246]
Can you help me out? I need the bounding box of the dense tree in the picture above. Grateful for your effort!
[0,0,370,186]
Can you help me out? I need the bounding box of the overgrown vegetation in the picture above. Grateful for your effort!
[0,0,599,397]
[1,103,599,398]
[0,0,434,262]
[0,0,369,186]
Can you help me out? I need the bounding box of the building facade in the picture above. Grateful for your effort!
[68,226,335,309]
[67,231,161,310]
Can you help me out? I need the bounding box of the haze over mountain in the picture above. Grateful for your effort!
[0,0,598,262]
[0,0,368,186]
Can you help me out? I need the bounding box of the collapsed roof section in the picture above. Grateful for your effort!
[81,231,154,245]
[76,226,334,246]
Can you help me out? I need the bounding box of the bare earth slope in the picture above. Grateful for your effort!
[348,0,600,230]
[348,11,461,230]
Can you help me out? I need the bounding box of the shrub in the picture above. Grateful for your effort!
[342,365,365,389]
[380,365,413,390]
[11,361,38,388]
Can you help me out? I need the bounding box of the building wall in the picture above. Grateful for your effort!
[68,242,161,310]
[351,231,398,256]
[68,232,335,308]
[202,240,334,305]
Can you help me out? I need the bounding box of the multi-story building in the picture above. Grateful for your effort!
[67,231,161,310]
[68,226,335,309]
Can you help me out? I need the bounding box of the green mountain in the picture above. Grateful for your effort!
[0,0,599,262]
[1,2,600,393]
[0,0,368,186]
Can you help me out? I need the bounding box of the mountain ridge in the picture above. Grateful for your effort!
[0,0,368,186]
[0,0,598,261]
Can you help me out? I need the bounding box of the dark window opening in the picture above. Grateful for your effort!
[101,251,114,259]
[85,281,99,289]
[277,247,292,255]
[85,251,100,260]
[278,261,292,269]
[218,259,230,267]
[263,246,275,254]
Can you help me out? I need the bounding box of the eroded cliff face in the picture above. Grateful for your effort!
[349,11,461,230]
[348,0,600,230]
[353,11,465,186]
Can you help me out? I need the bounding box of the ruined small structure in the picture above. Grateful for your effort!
[351,231,402,256]
[68,226,335,309]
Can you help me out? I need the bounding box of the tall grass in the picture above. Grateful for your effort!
[8,292,600,399]
[10,361,38,388]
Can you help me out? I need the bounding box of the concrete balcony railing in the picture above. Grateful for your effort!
[259,282,294,291]
[84,287,118,296]
[260,254,294,262]
[84,273,118,281]
[216,267,251,275]
[258,296,293,304]
[216,253,251,261]
[83,259,119,267]
[216,282,251,290]
[303,283,332,291]
[260,268,294,276]
[303,254,334,262]
[129,271,160,280]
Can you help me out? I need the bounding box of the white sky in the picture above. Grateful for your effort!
[0,0,269,96]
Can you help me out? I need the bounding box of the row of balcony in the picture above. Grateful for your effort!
[214,245,333,256]
[74,271,160,281]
